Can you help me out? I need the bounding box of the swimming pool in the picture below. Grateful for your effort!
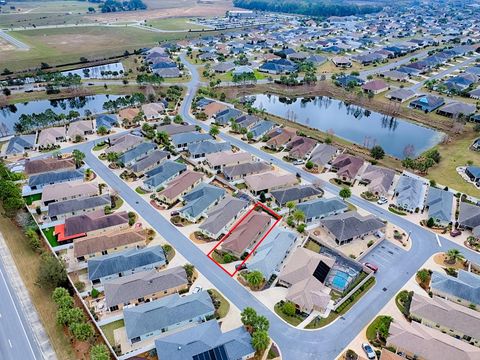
[329,270,352,291]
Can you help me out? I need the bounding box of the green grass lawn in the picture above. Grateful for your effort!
[274,302,305,326]
[92,143,107,151]
[111,197,124,211]
[42,227,59,247]
[366,315,392,343]
[24,193,42,205]
[100,319,124,346]
[304,239,321,253]
[209,289,230,318]
[135,186,146,195]
[146,17,207,31]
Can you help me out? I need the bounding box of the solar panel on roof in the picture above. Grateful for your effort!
[312,261,331,283]
[193,344,229,360]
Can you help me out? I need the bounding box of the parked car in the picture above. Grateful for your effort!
[293,159,305,165]
[450,229,462,237]
[363,262,378,273]
[377,197,388,205]
[192,286,202,294]
[362,343,376,360]
[235,263,247,271]
[170,210,179,216]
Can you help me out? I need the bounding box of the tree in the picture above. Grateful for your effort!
[282,301,296,316]
[245,271,264,287]
[292,209,305,224]
[52,287,70,304]
[446,248,464,265]
[241,307,258,328]
[416,268,430,283]
[246,131,254,141]
[173,115,183,124]
[370,145,385,160]
[209,125,220,137]
[426,217,435,228]
[72,149,85,168]
[97,126,108,136]
[90,344,110,360]
[305,160,314,169]
[70,322,94,342]
[254,315,270,332]
[286,201,296,214]
[106,152,119,163]
[251,330,270,352]
[156,131,170,145]
[57,307,85,326]
[339,187,351,200]
[37,253,68,289]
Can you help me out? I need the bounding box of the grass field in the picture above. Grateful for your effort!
[146,17,208,31]
[0,207,75,359]
[100,319,124,346]
[1,26,227,71]
[42,226,59,247]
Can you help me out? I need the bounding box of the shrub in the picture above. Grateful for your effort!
[367,240,374,247]
[91,288,100,298]
[282,301,296,316]
[426,217,435,228]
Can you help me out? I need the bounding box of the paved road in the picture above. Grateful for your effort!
[0,258,42,360]
[0,29,29,49]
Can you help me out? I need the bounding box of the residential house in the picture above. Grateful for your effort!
[466,166,480,185]
[199,196,249,239]
[410,95,445,113]
[178,183,226,222]
[118,108,141,127]
[278,247,334,314]
[249,120,276,141]
[320,211,385,245]
[105,134,143,154]
[205,151,251,172]
[286,136,317,160]
[362,80,390,95]
[220,210,272,257]
[74,228,146,262]
[156,124,197,136]
[213,108,243,126]
[386,321,480,360]
[259,59,297,74]
[47,194,111,221]
[154,320,254,360]
[360,164,395,196]
[410,292,480,347]
[154,67,180,78]
[88,245,166,285]
[37,126,66,147]
[62,210,129,239]
[381,70,409,82]
[247,227,297,280]
[437,102,476,119]
[265,128,296,151]
[95,114,118,130]
[171,132,213,151]
[3,134,36,156]
[386,88,416,103]
[187,140,231,159]
[118,142,157,168]
[42,181,99,207]
[244,171,298,195]
[157,170,203,205]
[28,169,84,192]
[394,172,429,212]
[458,202,480,236]
[270,185,323,207]
[212,61,235,73]
[223,161,271,181]
[297,197,349,225]
[143,161,187,192]
[67,120,95,140]
[103,266,188,312]
[203,102,229,119]
[426,187,454,226]
[141,103,165,120]
[330,154,364,183]
[235,114,260,131]
[431,270,480,307]
[308,144,339,169]
[24,157,76,176]
[331,56,352,68]
[123,291,214,343]
[130,150,170,176]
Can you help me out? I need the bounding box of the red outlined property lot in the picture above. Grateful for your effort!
[207,202,281,277]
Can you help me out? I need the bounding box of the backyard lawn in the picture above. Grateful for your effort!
[42,226,59,247]
[100,319,124,346]
[24,193,41,205]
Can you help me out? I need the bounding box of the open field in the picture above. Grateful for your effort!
[0,26,226,71]
[0,36,15,50]
[0,1,92,14]
[146,17,209,31]
[0,207,75,359]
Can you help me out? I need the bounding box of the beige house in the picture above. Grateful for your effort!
[118,108,141,127]
[73,228,146,261]
[67,120,95,140]
[142,102,165,120]
[103,266,188,312]
[278,247,334,314]
[205,151,251,172]
[387,321,480,360]
[24,157,76,176]
[105,133,143,155]
[244,171,298,195]
[410,292,480,347]
[37,126,66,147]
[157,170,203,205]
[42,181,99,206]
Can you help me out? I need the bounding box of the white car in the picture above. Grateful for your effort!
[293,159,305,165]
[377,197,388,205]
[192,286,202,294]
[362,343,376,360]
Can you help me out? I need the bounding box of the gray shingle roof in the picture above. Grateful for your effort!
[28,169,84,188]
[270,185,323,207]
[143,161,187,189]
[179,183,225,219]
[103,266,187,308]
[321,211,384,242]
[118,142,156,165]
[130,150,169,173]
[48,194,111,217]
[87,245,166,281]
[154,320,254,360]
[309,143,338,167]
[223,161,271,180]
[199,196,248,237]
[395,173,427,211]
[171,132,212,147]
[458,202,480,230]
[297,197,348,220]
[5,135,36,155]
[124,291,214,340]
[426,187,453,223]
[187,140,231,156]
[431,270,480,305]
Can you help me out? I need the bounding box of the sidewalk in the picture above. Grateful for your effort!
[0,233,57,360]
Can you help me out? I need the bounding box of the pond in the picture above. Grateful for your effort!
[0,94,121,135]
[61,62,125,79]
[251,94,445,159]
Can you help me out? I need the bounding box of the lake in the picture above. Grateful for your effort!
[61,62,125,79]
[251,94,444,159]
[0,94,121,135]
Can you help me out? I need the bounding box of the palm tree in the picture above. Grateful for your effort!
[293,209,305,224]
[209,125,220,138]
[246,271,264,288]
[446,249,464,265]
[106,152,119,163]
[251,330,270,352]
[241,307,258,328]
[97,125,108,136]
[286,201,296,214]
[72,149,85,168]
